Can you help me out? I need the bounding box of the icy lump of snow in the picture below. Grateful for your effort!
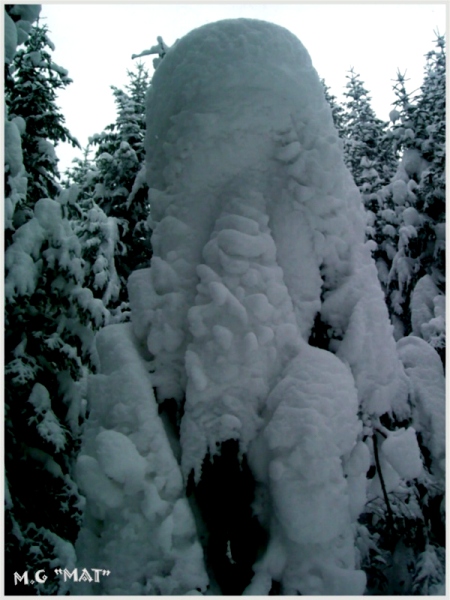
[95,429,147,493]
[397,336,445,478]
[381,427,423,481]
[28,383,67,451]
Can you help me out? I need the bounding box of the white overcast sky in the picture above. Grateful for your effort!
[38,2,447,173]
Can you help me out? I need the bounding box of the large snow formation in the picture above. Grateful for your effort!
[74,324,208,594]
[127,18,412,595]
[76,18,444,596]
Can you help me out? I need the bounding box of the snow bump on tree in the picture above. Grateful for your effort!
[124,19,417,595]
[73,323,208,594]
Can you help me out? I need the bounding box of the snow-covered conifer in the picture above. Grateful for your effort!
[4,14,102,593]
[341,69,398,249]
[5,20,79,224]
[85,63,150,302]
[353,39,446,589]
[342,69,397,192]
[321,78,346,138]
[385,37,445,359]
[75,18,443,596]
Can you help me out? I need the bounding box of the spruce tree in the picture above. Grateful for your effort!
[6,21,80,225]
[77,62,152,312]
[342,69,397,194]
[340,69,398,252]
[355,38,446,594]
[4,18,106,594]
[321,78,346,138]
[385,35,445,358]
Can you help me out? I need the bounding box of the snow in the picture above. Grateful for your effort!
[130,20,408,593]
[9,4,42,24]
[95,430,147,491]
[84,205,121,306]
[7,196,87,301]
[344,441,371,520]
[28,383,67,451]
[76,455,124,510]
[4,108,28,229]
[39,528,77,595]
[5,4,41,65]
[4,12,18,64]
[401,148,430,180]
[410,275,445,349]
[243,341,366,593]
[321,243,410,418]
[34,197,62,232]
[126,163,147,209]
[389,109,401,123]
[74,323,208,595]
[118,17,424,594]
[402,206,422,227]
[381,427,423,480]
[71,287,108,328]
[72,17,442,596]
[15,19,33,45]
[397,336,445,478]
[37,138,58,164]
[4,119,23,177]
[5,217,45,299]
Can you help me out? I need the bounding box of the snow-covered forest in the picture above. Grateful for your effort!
[4,6,445,596]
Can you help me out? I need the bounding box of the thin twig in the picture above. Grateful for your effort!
[372,432,395,531]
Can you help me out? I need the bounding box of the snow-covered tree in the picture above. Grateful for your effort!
[5,14,444,596]
[4,11,107,593]
[85,62,152,304]
[342,69,397,193]
[5,4,41,238]
[340,69,399,253]
[321,78,346,138]
[5,20,79,228]
[383,36,445,359]
[72,19,445,596]
[353,38,446,592]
